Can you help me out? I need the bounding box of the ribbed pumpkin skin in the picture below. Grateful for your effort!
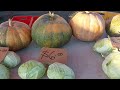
[0,21,32,51]
[69,11,105,41]
[32,13,72,48]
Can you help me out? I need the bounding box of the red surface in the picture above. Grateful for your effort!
[12,16,39,28]
[32,16,39,24]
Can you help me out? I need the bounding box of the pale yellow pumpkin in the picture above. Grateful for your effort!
[69,11,105,41]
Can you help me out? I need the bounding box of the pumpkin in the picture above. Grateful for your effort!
[69,11,105,41]
[32,12,72,48]
[106,14,120,37]
[0,19,32,51]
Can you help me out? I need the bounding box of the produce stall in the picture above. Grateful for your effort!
[0,11,120,79]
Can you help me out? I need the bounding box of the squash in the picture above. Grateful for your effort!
[0,19,32,51]
[32,12,72,48]
[69,11,105,41]
[106,14,120,37]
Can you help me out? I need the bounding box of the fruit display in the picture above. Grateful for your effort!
[0,19,32,51]
[0,11,120,79]
[32,12,72,48]
[69,11,105,41]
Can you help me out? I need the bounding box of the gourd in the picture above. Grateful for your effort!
[0,19,32,51]
[32,12,72,48]
[69,11,105,41]
[106,14,120,37]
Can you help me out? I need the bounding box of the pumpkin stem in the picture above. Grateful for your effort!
[8,19,12,27]
[49,11,54,20]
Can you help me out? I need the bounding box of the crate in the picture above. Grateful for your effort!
[32,16,39,24]
[12,16,39,28]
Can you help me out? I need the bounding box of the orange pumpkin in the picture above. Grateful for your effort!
[0,19,32,51]
[69,11,105,41]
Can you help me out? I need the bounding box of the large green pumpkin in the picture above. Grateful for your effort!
[32,12,72,48]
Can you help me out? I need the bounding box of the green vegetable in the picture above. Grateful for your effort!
[102,49,120,79]
[2,51,21,68]
[47,62,75,79]
[18,60,46,79]
[93,38,114,57]
[0,64,10,79]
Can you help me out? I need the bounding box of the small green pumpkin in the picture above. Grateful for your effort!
[32,12,72,48]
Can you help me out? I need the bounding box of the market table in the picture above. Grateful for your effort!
[11,30,108,79]
[0,11,110,79]
[11,31,107,79]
